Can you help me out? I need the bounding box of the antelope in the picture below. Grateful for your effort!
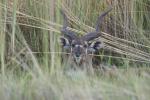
[60,8,112,72]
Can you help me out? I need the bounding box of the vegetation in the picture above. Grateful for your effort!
[0,0,150,100]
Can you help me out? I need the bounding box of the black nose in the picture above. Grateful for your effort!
[75,53,81,57]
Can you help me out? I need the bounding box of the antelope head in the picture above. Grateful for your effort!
[60,8,112,65]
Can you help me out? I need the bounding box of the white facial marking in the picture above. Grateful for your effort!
[75,56,82,64]
[80,45,83,48]
[75,45,79,47]
[75,45,84,48]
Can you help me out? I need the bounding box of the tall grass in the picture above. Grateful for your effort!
[0,0,150,99]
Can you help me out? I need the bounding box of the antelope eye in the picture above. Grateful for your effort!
[72,44,75,47]
[83,44,88,48]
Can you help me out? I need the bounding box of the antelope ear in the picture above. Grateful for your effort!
[59,36,70,48]
[89,41,104,52]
